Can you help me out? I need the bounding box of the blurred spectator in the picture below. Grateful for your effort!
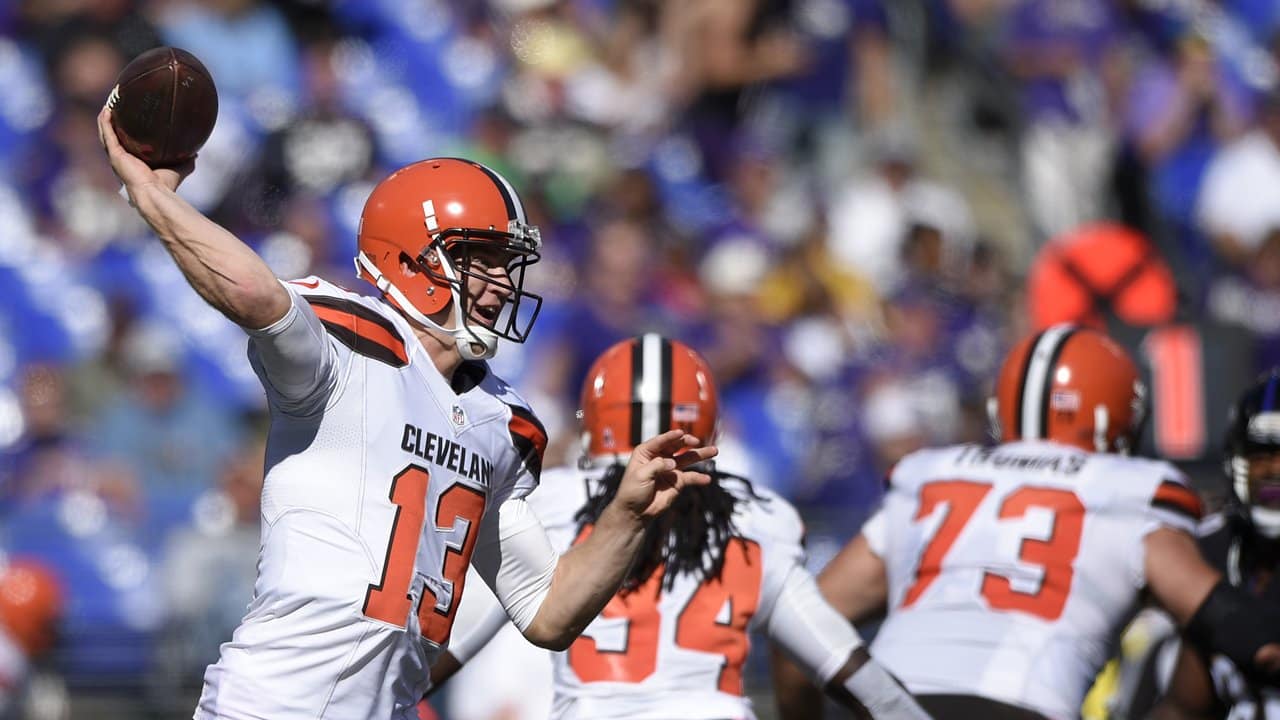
[1005,0,1126,240]
[675,0,811,178]
[89,323,240,496]
[826,129,975,294]
[1,364,131,511]
[1125,29,1251,273]
[562,0,674,134]
[0,556,64,720]
[154,437,264,696]
[1197,89,1280,267]
[1208,227,1280,373]
[715,136,817,250]
[772,0,897,183]
[693,240,800,494]
[17,0,161,65]
[221,37,376,237]
[156,0,300,130]
[532,216,664,413]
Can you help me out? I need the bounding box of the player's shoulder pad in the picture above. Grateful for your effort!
[885,444,968,491]
[732,482,806,547]
[479,375,548,482]
[1146,467,1204,524]
[285,277,409,368]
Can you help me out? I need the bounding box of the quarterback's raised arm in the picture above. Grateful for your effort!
[98,106,290,329]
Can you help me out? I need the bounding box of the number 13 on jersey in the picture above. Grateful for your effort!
[900,480,1085,621]
[363,464,487,645]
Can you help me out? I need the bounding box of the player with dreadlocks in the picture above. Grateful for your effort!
[428,334,929,719]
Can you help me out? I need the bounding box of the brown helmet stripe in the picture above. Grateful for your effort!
[628,333,673,445]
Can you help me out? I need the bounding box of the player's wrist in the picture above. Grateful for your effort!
[600,496,648,533]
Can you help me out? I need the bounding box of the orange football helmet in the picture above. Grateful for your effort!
[580,334,718,465]
[990,325,1146,454]
[0,558,63,657]
[354,157,542,360]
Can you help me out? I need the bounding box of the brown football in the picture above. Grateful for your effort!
[108,47,218,168]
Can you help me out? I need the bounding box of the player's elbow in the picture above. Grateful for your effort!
[520,613,579,651]
[226,278,291,330]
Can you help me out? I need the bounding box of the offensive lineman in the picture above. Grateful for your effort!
[774,325,1280,720]
[98,108,716,719]
[429,334,930,719]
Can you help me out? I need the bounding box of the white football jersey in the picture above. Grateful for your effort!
[196,278,545,720]
[862,440,1201,720]
[528,464,807,720]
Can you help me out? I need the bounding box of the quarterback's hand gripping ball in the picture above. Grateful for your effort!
[107,46,217,169]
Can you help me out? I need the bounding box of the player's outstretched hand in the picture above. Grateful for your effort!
[97,106,194,197]
[614,429,717,521]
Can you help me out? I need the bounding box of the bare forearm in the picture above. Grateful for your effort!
[130,183,289,328]
[527,502,646,649]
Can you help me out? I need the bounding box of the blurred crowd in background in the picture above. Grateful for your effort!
[2,0,1280,717]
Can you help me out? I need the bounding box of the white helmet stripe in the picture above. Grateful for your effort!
[638,333,663,440]
[1020,324,1076,440]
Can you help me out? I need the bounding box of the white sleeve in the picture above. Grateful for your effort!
[765,564,863,684]
[448,575,515,663]
[861,506,889,559]
[245,283,341,415]
[469,495,557,633]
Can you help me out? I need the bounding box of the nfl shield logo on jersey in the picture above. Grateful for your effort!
[451,404,467,427]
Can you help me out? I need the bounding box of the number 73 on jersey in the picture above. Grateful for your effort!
[900,480,1085,622]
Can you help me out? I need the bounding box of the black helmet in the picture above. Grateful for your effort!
[1224,368,1280,538]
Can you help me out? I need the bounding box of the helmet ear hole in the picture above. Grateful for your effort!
[398,252,422,277]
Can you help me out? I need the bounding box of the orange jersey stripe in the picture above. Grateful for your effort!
[1153,480,1203,521]
[509,413,548,461]
[310,304,409,366]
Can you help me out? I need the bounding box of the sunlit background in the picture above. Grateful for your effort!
[1,0,1279,717]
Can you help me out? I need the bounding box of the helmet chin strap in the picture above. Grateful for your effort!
[1093,405,1110,453]
[1228,455,1280,538]
[354,251,500,361]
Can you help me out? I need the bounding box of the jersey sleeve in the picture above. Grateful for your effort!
[764,565,863,684]
[1124,469,1205,590]
[469,495,557,634]
[1145,473,1204,535]
[860,506,889,559]
[748,492,809,630]
[503,403,548,502]
[245,281,344,416]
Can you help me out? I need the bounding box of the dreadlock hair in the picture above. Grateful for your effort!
[574,463,769,593]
